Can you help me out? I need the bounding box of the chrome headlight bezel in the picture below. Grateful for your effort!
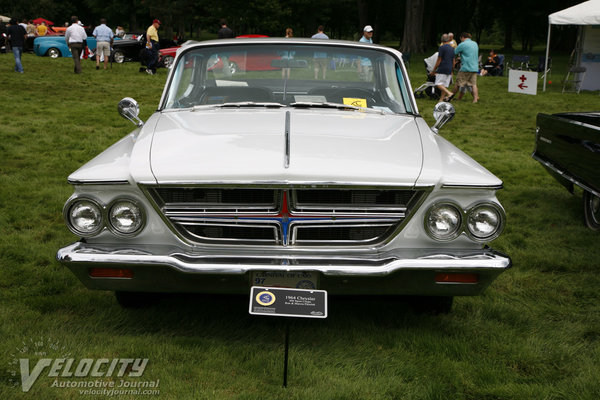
[64,197,104,237]
[64,196,146,238]
[424,200,506,243]
[424,201,463,241]
[465,202,505,242]
[107,198,146,237]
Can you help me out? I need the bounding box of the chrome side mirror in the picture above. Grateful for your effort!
[431,102,455,133]
[118,97,144,127]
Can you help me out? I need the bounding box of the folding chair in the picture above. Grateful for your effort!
[496,54,505,76]
[511,55,530,70]
[535,56,551,80]
[562,66,586,94]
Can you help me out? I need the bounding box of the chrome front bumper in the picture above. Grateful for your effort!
[57,242,512,296]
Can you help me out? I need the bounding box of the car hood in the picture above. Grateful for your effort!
[145,109,424,186]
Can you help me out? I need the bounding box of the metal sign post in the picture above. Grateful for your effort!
[249,286,328,387]
[283,323,290,387]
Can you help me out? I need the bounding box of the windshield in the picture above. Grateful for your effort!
[163,42,413,115]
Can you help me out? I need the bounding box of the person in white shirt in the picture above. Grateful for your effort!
[65,16,87,74]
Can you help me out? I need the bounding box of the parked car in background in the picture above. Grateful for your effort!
[33,36,98,58]
[533,112,600,230]
[159,35,270,70]
[158,45,180,68]
[57,38,511,313]
[111,33,178,63]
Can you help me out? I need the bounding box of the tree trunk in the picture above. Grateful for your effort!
[400,0,425,54]
[357,0,369,34]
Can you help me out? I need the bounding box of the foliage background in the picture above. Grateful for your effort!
[0,0,583,51]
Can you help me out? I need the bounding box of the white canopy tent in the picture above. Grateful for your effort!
[544,0,600,91]
[0,15,11,23]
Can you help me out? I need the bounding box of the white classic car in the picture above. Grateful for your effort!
[57,38,511,312]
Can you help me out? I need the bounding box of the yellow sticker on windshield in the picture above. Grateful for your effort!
[343,98,367,108]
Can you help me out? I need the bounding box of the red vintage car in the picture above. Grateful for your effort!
[158,46,179,68]
[158,35,275,72]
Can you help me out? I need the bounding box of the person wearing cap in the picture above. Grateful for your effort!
[360,25,373,44]
[145,19,161,75]
[358,25,374,81]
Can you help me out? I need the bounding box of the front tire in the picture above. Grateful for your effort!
[162,55,174,68]
[583,190,600,231]
[47,47,60,58]
[112,50,125,64]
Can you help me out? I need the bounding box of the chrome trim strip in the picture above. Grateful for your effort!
[284,110,290,169]
[68,179,130,186]
[441,184,504,190]
[532,154,600,198]
[150,181,422,188]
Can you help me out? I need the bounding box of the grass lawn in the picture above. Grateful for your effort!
[1,51,599,400]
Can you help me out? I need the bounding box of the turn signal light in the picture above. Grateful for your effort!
[89,268,134,278]
[435,273,478,284]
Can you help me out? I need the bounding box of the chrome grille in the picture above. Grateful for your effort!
[145,186,426,246]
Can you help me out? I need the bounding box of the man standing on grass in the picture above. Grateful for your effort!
[311,25,329,80]
[65,16,87,74]
[145,19,161,75]
[450,32,479,103]
[358,25,374,81]
[6,19,26,73]
[92,18,113,70]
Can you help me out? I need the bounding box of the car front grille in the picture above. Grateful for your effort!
[144,186,426,246]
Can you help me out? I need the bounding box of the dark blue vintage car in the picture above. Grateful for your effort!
[533,112,600,230]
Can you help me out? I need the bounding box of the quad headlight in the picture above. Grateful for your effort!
[108,200,144,235]
[424,202,462,241]
[64,197,145,237]
[424,201,505,242]
[466,204,505,241]
[66,199,103,236]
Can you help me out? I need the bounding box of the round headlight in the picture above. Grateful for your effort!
[68,199,103,236]
[467,204,504,241]
[108,200,144,235]
[425,203,462,241]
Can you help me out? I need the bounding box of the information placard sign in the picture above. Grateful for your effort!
[508,69,538,95]
[249,286,327,318]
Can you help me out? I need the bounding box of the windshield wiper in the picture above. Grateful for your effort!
[289,101,385,115]
[192,102,285,111]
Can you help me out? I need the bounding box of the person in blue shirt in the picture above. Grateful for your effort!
[359,25,373,43]
[450,32,479,103]
[358,25,374,81]
[92,18,114,70]
[311,26,329,79]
